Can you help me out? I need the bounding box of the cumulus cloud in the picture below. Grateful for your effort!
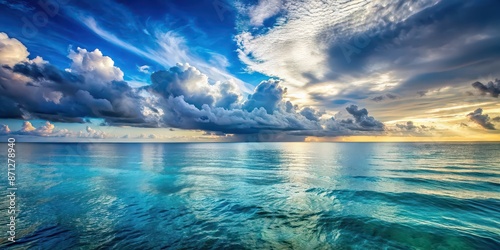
[68,47,124,83]
[343,105,385,131]
[299,107,325,122]
[150,63,228,109]
[0,33,152,126]
[0,121,113,138]
[243,79,285,114]
[467,108,495,130]
[472,79,500,98]
[17,121,64,136]
[0,32,29,66]
[0,32,387,140]
[82,126,109,139]
[148,74,384,136]
[0,124,10,135]
[19,121,36,133]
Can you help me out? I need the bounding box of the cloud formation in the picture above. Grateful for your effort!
[0,121,111,138]
[343,105,385,131]
[392,121,436,136]
[0,33,152,126]
[236,0,500,108]
[371,93,398,102]
[472,79,500,98]
[0,32,386,140]
[467,108,495,130]
[0,124,10,134]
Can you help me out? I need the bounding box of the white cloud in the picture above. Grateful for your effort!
[68,47,124,83]
[82,126,109,138]
[138,65,151,74]
[235,0,439,88]
[75,16,253,94]
[248,0,283,26]
[19,121,36,133]
[0,120,115,138]
[36,121,56,135]
[0,125,10,134]
[0,32,29,66]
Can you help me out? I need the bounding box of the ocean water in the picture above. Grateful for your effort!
[0,142,499,249]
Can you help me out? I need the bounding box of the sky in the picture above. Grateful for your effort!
[0,0,499,142]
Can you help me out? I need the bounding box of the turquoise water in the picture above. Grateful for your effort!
[0,143,499,249]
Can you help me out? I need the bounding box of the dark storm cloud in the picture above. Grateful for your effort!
[492,117,500,122]
[472,79,500,98]
[467,108,495,130]
[0,95,24,118]
[342,105,385,131]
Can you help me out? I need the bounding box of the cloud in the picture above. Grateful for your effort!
[342,105,385,131]
[371,93,398,102]
[236,0,500,108]
[150,63,224,109]
[396,121,418,131]
[246,0,283,26]
[138,65,151,74]
[299,107,325,122]
[472,79,500,98]
[0,33,152,126]
[243,79,285,114]
[136,133,158,139]
[149,73,383,136]
[392,121,436,136]
[0,121,113,138]
[467,108,495,130]
[83,126,109,139]
[16,121,65,136]
[0,0,34,13]
[492,117,500,122]
[68,47,124,83]
[19,121,36,133]
[0,124,11,134]
[74,15,253,93]
[0,32,387,140]
[0,32,29,66]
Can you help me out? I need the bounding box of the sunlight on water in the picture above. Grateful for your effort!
[0,143,499,249]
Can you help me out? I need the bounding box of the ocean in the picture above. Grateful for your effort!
[0,143,499,249]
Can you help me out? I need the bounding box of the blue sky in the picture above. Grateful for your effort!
[1,0,500,141]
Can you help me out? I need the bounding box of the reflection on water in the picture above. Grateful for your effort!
[0,143,499,249]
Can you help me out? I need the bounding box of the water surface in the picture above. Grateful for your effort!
[0,143,499,249]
